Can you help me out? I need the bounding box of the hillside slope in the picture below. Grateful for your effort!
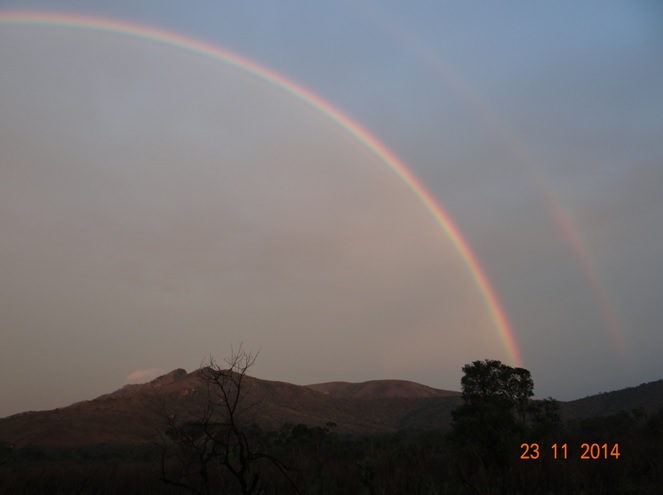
[0,369,461,447]
[561,378,663,420]
[306,379,459,399]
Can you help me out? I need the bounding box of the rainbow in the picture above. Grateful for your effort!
[0,10,523,367]
[365,9,627,361]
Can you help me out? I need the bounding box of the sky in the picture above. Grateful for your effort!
[1,1,662,418]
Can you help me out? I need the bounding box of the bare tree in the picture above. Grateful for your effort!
[157,345,300,495]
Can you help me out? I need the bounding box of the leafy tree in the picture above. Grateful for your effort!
[528,396,562,438]
[460,359,534,418]
[450,359,546,493]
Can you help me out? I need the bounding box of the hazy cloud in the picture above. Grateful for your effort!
[1,2,662,417]
[125,368,166,385]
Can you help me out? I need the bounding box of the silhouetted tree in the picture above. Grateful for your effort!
[157,345,299,495]
[528,396,562,438]
[460,359,534,417]
[450,359,546,494]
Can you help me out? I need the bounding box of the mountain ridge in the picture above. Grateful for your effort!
[306,379,458,399]
[1,370,662,448]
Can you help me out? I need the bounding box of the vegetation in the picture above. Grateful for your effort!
[1,357,662,494]
[155,346,300,494]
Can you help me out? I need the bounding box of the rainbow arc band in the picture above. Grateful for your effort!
[0,11,523,367]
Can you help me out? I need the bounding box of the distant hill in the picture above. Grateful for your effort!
[0,370,461,448]
[1,370,661,448]
[560,378,663,420]
[306,379,459,399]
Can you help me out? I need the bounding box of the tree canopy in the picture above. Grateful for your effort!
[460,359,534,422]
[450,359,557,475]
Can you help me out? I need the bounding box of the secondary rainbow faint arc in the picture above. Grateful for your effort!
[0,10,523,367]
[362,8,627,358]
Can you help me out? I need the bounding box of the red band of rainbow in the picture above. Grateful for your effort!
[0,10,523,367]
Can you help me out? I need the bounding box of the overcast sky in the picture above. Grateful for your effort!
[1,1,662,418]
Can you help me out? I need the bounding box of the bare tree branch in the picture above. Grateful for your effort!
[156,345,300,495]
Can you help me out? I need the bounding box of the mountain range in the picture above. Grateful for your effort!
[1,369,662,448]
